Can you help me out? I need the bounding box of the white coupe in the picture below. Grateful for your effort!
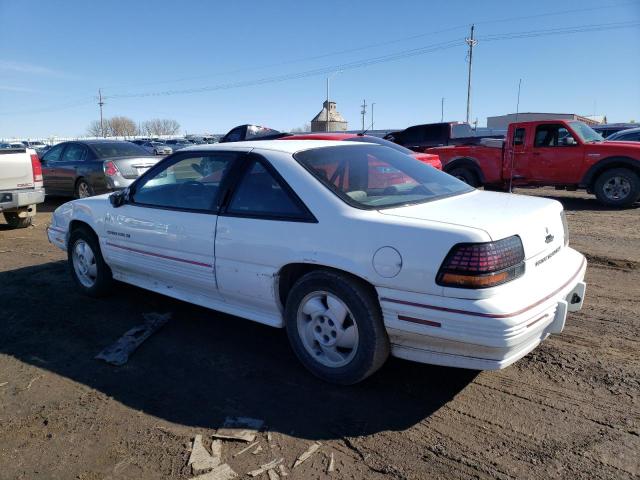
[47,140,587,384]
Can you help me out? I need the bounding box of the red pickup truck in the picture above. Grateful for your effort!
[428,120,640,207]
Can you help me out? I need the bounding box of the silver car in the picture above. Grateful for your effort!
[140,141,173,155]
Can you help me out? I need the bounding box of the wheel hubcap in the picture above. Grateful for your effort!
[297,291,359,368]
[603,176,631,201]
[78,182,91,198]
[72,240,97,288]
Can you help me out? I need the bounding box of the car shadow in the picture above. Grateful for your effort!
[38,196,71,213]
[0,261,477,440]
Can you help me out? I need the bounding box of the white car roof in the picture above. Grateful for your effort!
[178,139,371,155]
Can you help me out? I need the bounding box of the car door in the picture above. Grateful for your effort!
[529,123,584,184]
[214,153,317,320]
[102,150,247,301]
[56,142,90,195]
[40,143,67,194]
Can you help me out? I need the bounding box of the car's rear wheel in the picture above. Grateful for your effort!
[594,168,640,207]
[3,212,32,228]
[75,179,94,199]
[448,167,479,187]
[285,270,389,385]
[68,227,113,297]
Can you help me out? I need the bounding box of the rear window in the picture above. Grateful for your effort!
[347,136,415,155]
[294,144,472,209]
[92,142,148,158]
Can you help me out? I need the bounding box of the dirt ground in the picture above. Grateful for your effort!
[0,188,638,480]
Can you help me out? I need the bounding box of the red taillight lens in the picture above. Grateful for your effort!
[103,161,119,176]
[30,153,43,182]
[437,235,525,289]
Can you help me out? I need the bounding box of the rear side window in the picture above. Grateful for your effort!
[61,144,87,162]
[295,144,472,209]
[227,160,309,220]
[513,128,525,145]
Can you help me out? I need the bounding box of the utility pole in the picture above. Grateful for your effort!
[371,102,375,130]
[98,89,105,138]
[465,24,477,124]
[441,97,444,122]
[360,99,367,132]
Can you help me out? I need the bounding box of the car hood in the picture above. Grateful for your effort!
[378,190,565,259]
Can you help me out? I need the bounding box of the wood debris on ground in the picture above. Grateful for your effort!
[277,464,288,477]
[188,434,221,474]
[252,445,263,454]
[95,312,171,366]
[190,463,237,480]
[267,468,280,480]
[232,441,259,457]
[247,458,284,477]
[327,452,335,473]
[293,442,322,468]
[0,382,8,387]
[212,417,264,442]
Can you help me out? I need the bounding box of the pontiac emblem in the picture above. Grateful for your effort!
[545,227,554,244]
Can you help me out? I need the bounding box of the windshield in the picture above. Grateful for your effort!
[347,135,415,155]
[569,121,604,143]
[294,144,472,209]
[246,125,281,139]
[92,142,149,158]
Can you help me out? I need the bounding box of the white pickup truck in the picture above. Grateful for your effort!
[0,146,45,228]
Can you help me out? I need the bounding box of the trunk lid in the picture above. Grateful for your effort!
[110,156,159,179]
[379,190,565,260]
[0,148,34,191]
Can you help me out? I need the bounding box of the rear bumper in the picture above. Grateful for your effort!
[0,188,45,211]
[379,247,587,370]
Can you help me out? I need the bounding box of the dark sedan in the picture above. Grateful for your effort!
[40,140,161,198]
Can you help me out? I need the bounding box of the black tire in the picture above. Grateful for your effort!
[75,178,94,199]
[3,212,32,228]
[67,226,113,297]
[284,270,389,385]
[593,168,640,208]
[483,184,510,192]
[448,167,479,187]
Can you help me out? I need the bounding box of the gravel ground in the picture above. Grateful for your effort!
[0,188,638,480]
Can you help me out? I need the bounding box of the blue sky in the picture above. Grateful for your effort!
[1,0,639,138]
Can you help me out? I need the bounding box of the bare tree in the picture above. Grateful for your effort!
[290,123,311,133]
[87,120,104,137]
[142,118,181,136]
[107,116,138,137]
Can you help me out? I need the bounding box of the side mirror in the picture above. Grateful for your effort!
[109,189,127,208]
[562,137,577,146]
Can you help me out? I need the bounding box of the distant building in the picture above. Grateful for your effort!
[311,100,348,132]
[487,112,604,129]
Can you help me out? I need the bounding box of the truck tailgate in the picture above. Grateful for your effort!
[0,149,33,190]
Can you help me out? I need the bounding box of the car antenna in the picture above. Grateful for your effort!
[508,79,522,194]
[359,120,375,136]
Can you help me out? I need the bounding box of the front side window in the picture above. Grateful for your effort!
[534,125,577,147]
[227,160,308,219]
[295,144,472,209]
[42,144,64,163]
[132,153,239,212]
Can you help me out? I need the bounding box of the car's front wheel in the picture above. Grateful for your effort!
[68,227,113,297]
[285,270,389,385]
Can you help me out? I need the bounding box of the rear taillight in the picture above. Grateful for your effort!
[30,153,43,182]
[561,211,569,246]
[437,235,525,289]
[103,161,119,176]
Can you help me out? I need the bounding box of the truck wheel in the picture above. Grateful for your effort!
[449,168,479,187]
[68,227,113,297]
[594,168,640,208]
[75,179,94,199]
[284,270,389,385]
[3,212,32,228]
